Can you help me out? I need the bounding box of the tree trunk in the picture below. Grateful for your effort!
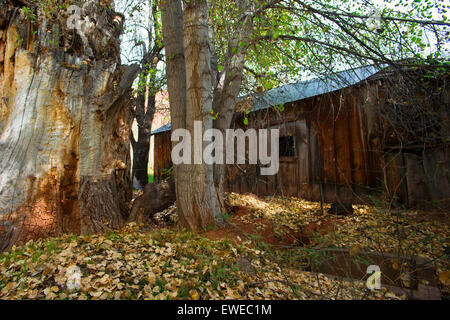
[131,87,155,190]
[0,2,138,251]
[212,0,253,203]
[161,0,222,230]
[161,0,189,228]
[182,0,222,229]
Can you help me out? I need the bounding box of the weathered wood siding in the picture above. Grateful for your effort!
[223,82,450,209]
[223,85,378,203]
[152,81,449,209]
[384,148,450,209]
[153,131,172,183]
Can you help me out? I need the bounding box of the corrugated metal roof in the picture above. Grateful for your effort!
[248,65,379,112]
[151,123,171,135]
[151,65,380,135]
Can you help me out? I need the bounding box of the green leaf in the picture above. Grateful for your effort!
[273,30,279,40]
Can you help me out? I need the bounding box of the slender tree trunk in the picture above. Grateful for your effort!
[213,0,253,201]
[129,1,163,190]
[0,3,138,251]
[131,87,155,189]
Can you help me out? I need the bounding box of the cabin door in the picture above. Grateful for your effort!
[271,120,319,198]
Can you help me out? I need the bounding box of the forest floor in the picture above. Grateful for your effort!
[0,192,448,300]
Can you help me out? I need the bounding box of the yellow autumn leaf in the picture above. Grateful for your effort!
[189,290,199,300]
[439,270,450,285]
[202,265,209,274]
[148,273,156,285]
[392,260,399,270]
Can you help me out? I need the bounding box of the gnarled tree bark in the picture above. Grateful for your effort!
[0,1,138,251]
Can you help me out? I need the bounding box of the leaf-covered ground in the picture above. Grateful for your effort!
[225,193,449,261]
[224,193,449,294]
[0,193,448,300]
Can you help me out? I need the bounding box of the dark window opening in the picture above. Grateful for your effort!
[279,136,296,157]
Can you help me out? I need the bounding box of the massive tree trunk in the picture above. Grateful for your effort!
[161,0,221,230]
[0,1,138,251]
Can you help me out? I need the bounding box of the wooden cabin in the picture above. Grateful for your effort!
[151,66,450,210]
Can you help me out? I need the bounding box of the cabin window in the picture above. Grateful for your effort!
[279,136,296,157]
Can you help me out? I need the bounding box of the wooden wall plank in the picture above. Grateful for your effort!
[350,92,368,186]
[334,94,352,187]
